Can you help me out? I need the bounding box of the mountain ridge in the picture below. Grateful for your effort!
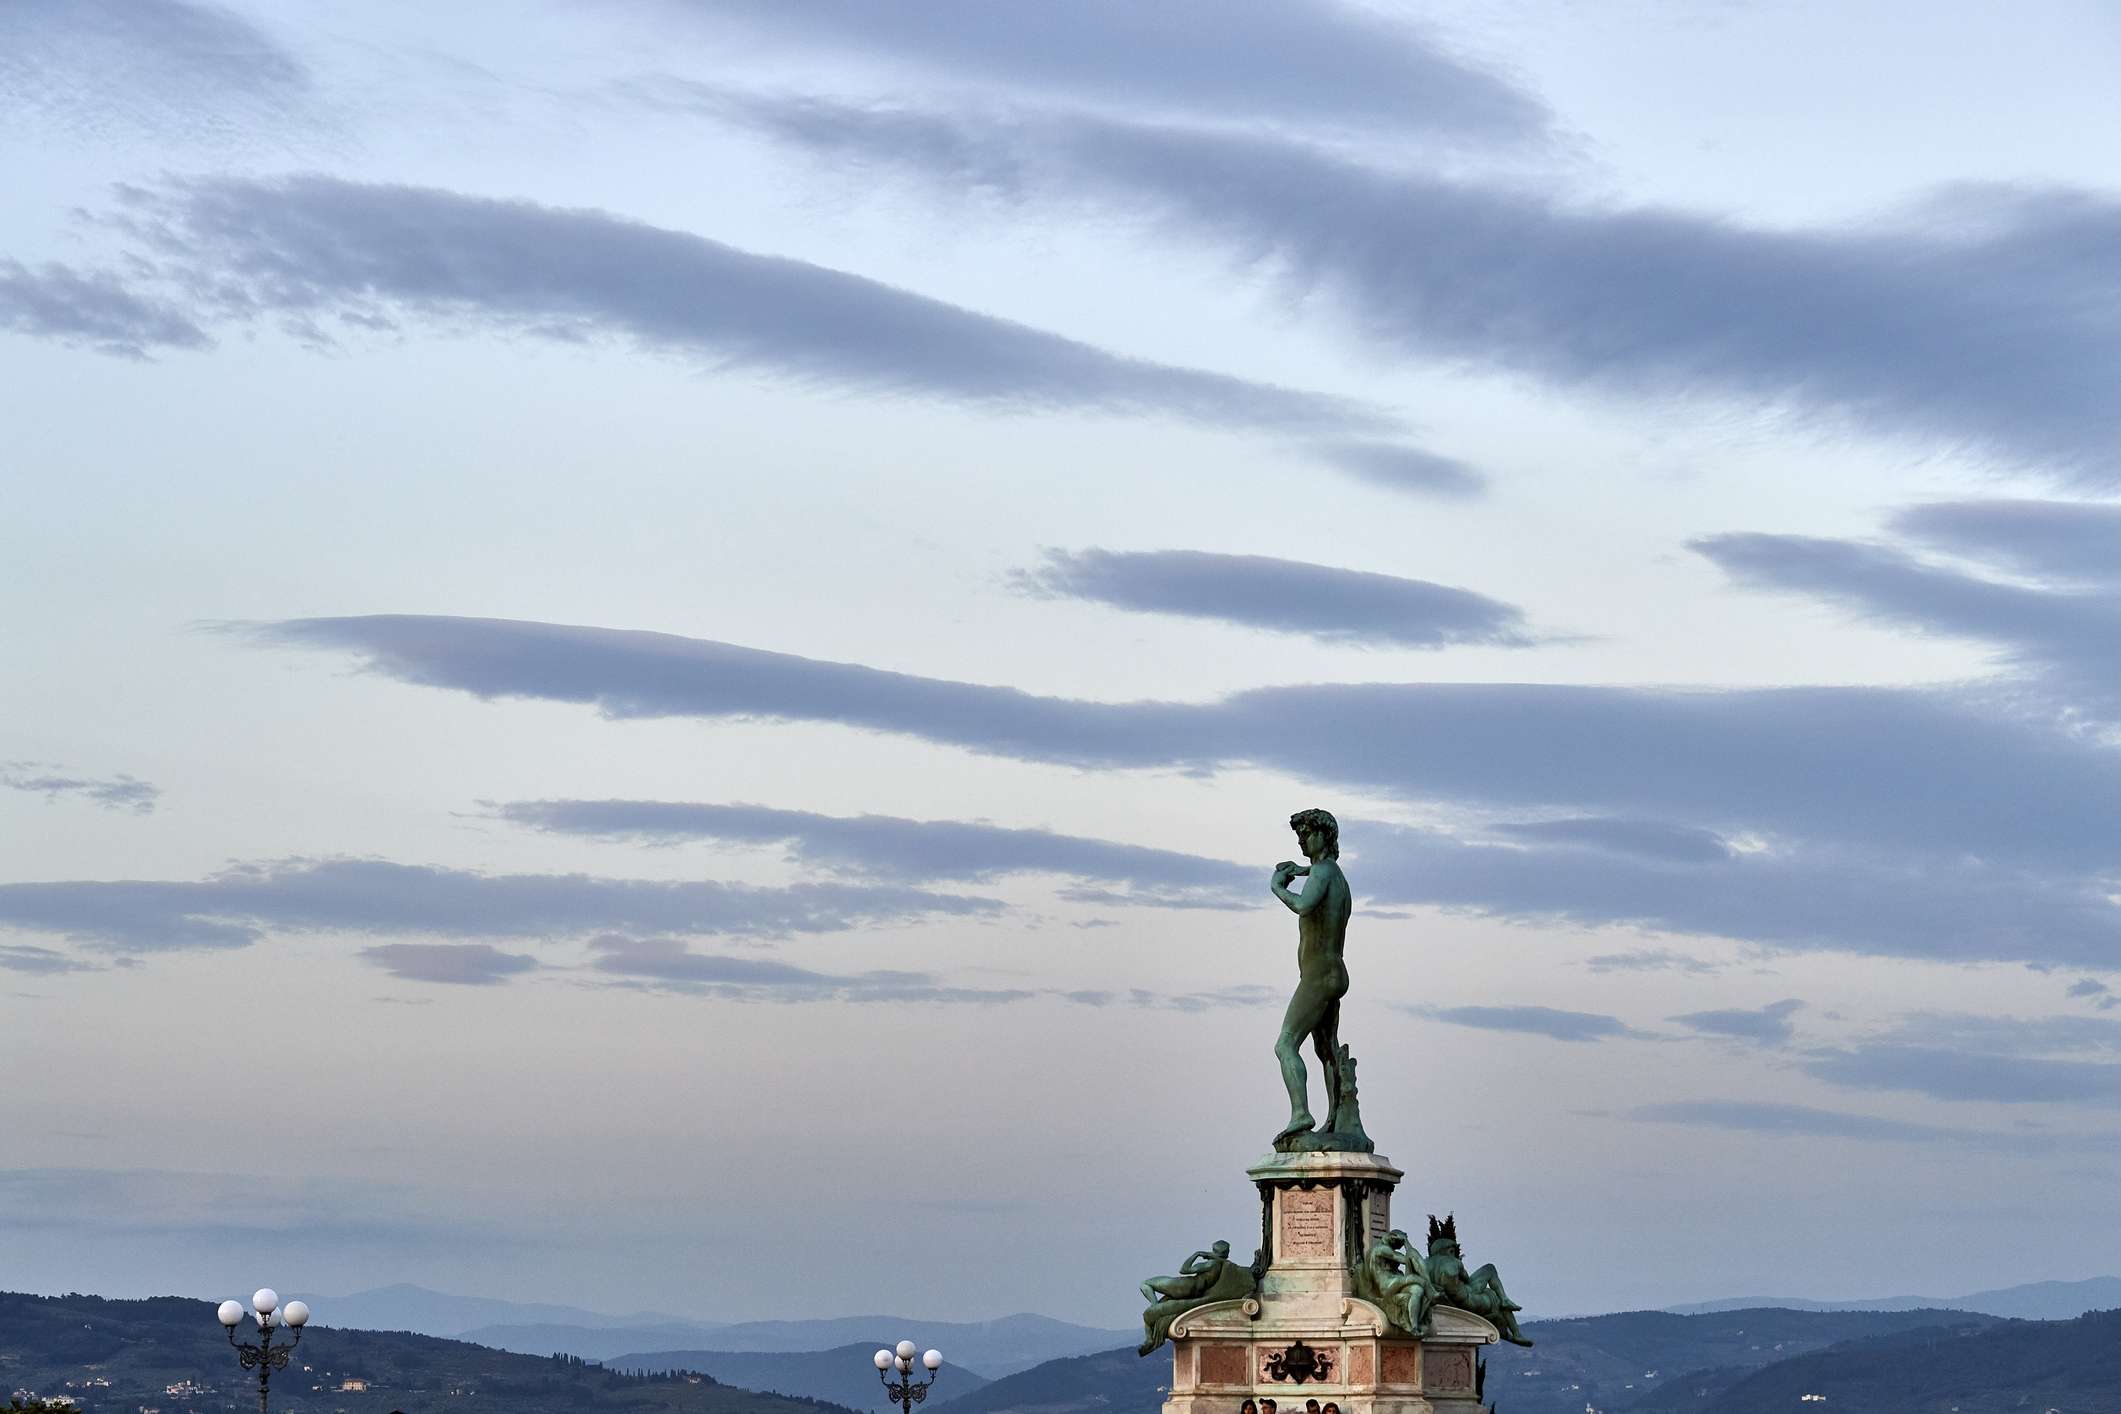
[1667,1274,2121,1321]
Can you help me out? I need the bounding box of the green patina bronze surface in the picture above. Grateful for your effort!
[1269,809,1372,1153]
[1136,1240,1261,1355]
[1355,1228,1435,1337]
[1424,1214,1532,1347]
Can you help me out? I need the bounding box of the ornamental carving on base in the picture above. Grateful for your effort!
[1261,1341,1333,1385]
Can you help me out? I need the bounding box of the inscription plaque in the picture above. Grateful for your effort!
[1366,1191,1390,1241]
[1279,1189,1337,1257]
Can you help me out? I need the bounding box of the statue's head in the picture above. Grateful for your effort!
[1384,1228,1411,1251]
[1427,1212,1459,1253]
[1288,808,1339,860]
[1210,1240,1231,1258]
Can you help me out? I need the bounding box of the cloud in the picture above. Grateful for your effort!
[493,798,1251,906]
[243,614,2121,968]
[95,175,1387,440]
[250,615,2121,867]
[651,0,1548,141]
[587,936,1269,1008]
[2069,978,2111,1000]
[1011,548,1533,648]
[1584,948,1721,975]
[1354,820,2121,971]
[1803,1043,2121,1107]
[0,261,208,358]
[360,942,539,986]
[1493,816,1730,865]
[702,95,2121,479]
[1893,499,2121,585]
[1309,442,1488,500]
[0,945,97,976]
[0,856,999,955]
[1693,527,2121,712]
[1,763,162,814]
[1849,1010,2121,1058]
[1669,998,1804,1046]
[1628,1100,2121,1154]
[0,0,309,145]
[589,935,1032,1002]
[1400,1003,1645,1044]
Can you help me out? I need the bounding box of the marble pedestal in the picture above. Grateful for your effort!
[1158,1152,1497,1414]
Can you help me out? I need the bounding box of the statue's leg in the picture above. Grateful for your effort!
[1312,998,1342,1128]
[1472,1265,1520,1311]
[1274,985,1326,1138]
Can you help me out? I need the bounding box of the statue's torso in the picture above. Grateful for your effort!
[1296,863,1352,976]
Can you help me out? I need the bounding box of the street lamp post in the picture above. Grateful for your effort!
[872,1339,943,1413]
[217,1288,309,1414]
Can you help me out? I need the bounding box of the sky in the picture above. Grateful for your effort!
[6,0,2121,1329]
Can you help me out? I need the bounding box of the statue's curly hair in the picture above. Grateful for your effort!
[1288,807,1339,859]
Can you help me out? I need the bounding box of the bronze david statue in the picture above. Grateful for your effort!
[1270,808,1370,1153]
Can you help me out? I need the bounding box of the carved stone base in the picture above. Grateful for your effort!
[1161,1301,1497,1414]
[1155,1152,1499,1414]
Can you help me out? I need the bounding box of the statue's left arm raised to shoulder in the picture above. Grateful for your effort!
[1271,858,1338,916]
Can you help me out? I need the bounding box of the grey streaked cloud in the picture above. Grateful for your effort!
[493,798,1250,906]
[1493,816,1731,865]
[243,614,2121,968]
[2069,978,2112,1005]
[587,935,1032,1004]
[0,945,97,976]
[0,856,999,955]
[1894,499,2121,585]
[0,0,309,144]
[0,261,208,358]
[1012,548,1533,649]
[1694,527,2121,712]
[1354,820,2121,972]
[1584,948,1721,976]
[589,936,1274,1009]
[1401,1003,1645,1044]
[1669,998,1804,1046]
[1803,1043,2121,1107]
[2,763,161,814]
[703,95,2121,479]
[1855,1011,2121,1058]
[250,615,2121,872]
[360,942,540,986]
[653,1,1548,141]
[1310,442,1488,500]
[1629,1100,2120,1154]
[99,175,1387,439]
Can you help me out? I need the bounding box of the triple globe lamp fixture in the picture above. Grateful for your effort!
[873,1339,944,1413]
[216,1287,309,1414]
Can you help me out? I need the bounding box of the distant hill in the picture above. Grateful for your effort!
[610,1342,993,1410]
[1629,1308,2121,1413]
[0,1290,848,1414]
[925,1345,1162,1414]
[1479,1307,2006,1414]
[467,1322,732,1360]
[470,1314,1132,1378]
[1667,1274,2121,1321]
[314,1283,706,1338]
